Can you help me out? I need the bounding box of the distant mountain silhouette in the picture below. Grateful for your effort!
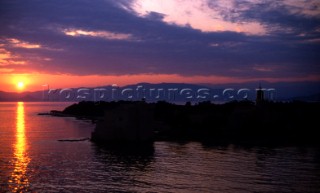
[0,81,319,102]
[0,90,42,101]
[291,93,320,102]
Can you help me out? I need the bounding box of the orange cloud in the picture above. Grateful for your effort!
[63,29,133,40]
[0,68,14,73]
[0,48,26,66]
[8,38,41,49]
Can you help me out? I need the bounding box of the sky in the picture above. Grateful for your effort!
[0,0,319,92]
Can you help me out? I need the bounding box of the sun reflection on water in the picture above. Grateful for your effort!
[8,102,30,192]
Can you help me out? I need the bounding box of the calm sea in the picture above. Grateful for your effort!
[0,102,319,193]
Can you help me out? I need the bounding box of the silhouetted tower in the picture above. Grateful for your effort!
[256,84,264,104]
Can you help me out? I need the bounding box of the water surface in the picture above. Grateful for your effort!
[0,102,319,192]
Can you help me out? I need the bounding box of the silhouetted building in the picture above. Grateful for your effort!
[91,103,154,143]
[256,84,264,104]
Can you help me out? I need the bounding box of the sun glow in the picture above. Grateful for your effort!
[17,82,25,89]
[9,75,32,91]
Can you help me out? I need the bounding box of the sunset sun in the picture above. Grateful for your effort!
[17,82,25,90]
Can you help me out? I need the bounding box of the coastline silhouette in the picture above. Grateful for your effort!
[44,98,320,146]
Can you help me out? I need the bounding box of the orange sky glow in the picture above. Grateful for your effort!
[1,73,319,92]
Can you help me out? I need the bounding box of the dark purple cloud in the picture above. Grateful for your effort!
[0,0,319,80]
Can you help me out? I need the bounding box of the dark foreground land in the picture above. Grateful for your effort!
[48,100,320,145]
